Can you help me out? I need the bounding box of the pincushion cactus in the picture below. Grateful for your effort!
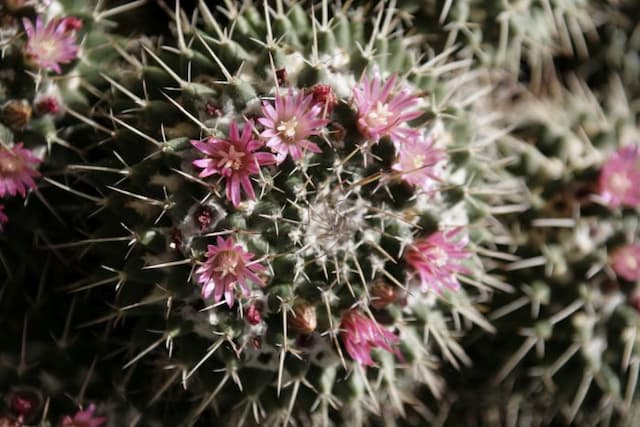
[6,0,640,426]
[32,0,517,424]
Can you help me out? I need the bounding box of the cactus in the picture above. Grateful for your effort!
[4,0,639,426]
[442,68,640,426]
[0,1,165,424]
[24,0,520,424]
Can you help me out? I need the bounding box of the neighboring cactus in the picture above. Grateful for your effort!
[37,0,518,424]
[441,71,640,426]
[0,1,163,424]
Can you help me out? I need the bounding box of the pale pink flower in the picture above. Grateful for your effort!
[60,404,106,427]
[392,134,445,190]
[22,16,79,74]
[0,205,7,231]
[192,121,275,207]
[405,228,470,293]
[611,243,640,282]
[196,236,266,307]
[340,310,399,366]
[258,90,328,163]
[353,74,421,143]
[599,145,640,208]
[0,143,41,198]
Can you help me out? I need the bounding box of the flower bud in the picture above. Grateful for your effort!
[245,302,263,325]
[2,100,32,129]
[370,280,397,309]
[288,302,317,334]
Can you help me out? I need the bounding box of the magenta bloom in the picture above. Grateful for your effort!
[258,90,328,163]
[353,74,421,143]
[0,143,41,198]
[340,310,399,366]
[392,134,445,190]
[22,16,79,74]
[192,121,276,207]
[599,145,640,208]
[405,228,470,293]
[60,404,106,427]
[611,243,640,282]
[196,236,266,307]
[0,205,6,231]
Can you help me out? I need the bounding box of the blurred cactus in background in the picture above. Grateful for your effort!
[1,0,639,426]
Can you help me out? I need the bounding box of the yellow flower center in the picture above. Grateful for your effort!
[610,172,631,193]
[431,246,448,268]
[0,155,22,175]
[624,254,638,271]
[219,145,245,171]
[213,250,241,278]
[277,118,299,141]
[412,154,426,170]
[366,101,393,128]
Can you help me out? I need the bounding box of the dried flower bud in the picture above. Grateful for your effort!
[2,100,32,129]
[370,280,397,309]
[288,302,317,334]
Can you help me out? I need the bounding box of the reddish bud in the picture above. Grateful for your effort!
[195,205,214,231]
[309,84,337,114]
[7,388,41,421]
[245,302,263,325]
[34,96,61,115]
[10,395,33,416]
[60,17,83,33]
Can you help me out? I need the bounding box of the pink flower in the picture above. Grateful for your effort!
[353,74,421,143]
[405,228,470,293]
[22,16,79,74]
[392,134,445,189]
[340,310,399,366]
[0,205,7,231]
[258,90,328,163]
[599,145,640,208]
[192,121,276,207]
[611,243,640,282]
[196,236,266,307]
[60,404,106,427]
[0,143,41,198]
